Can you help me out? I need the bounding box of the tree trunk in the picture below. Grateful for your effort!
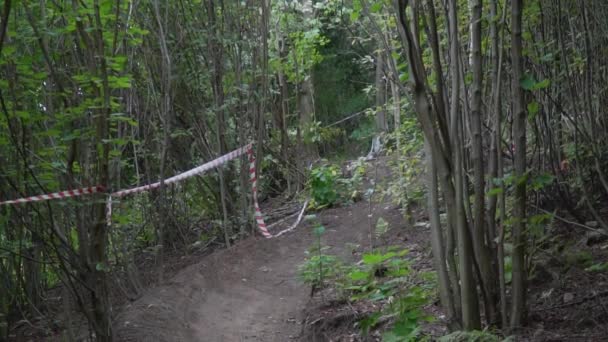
[207,0,231,247]
[424,139,457,328]
[298,0,318,164]
[375,49,388,133]
[89,0,113,339]
[510,0,527,330]
[470,0,496,324]
[448,0,481,329]
[276,26,291,193]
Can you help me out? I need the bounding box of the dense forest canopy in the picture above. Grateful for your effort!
[1,0,607,340]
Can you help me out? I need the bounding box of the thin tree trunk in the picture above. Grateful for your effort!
[298,0,317,164]
[448,0,481,329]
[375,49,388,133]
[153,0,172,283]
[276,26,291,194]
[489,0,509,327]
[510,0,527,330]
[424,139,457,328]
[470,0,496,324]
[207,0,231,247]
[90,0,113,339]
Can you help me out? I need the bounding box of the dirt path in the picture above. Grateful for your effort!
[114,187,402,341]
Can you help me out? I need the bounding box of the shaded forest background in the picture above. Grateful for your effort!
[1,0,607,340]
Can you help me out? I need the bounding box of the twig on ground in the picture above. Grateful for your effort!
[274,199,310,238]
[531,205,608,236]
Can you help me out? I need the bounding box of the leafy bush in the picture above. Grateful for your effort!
[297,217,432,340]
[308,159,367,209]
[309,164,341,208]
[383,116,426,216]
[338,249,433,340]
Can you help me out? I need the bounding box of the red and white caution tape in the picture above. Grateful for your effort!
[1,143,302,239]
[0,186,105,206]
[108,143,275,238]
[111,145,251,198]
[246,145,272,238]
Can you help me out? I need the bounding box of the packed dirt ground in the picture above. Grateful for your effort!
[12,158,607,341]
[112,157,608,342]
[113,172,415,341]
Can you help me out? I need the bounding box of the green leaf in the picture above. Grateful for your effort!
[362,253,382,265]
[375,217,389,237]
[464,72,473,85]
[527,101,540,120]
[585,262,608,272]
[520,74,536,90]
[534,79,550,90]
[370,2,383,13]
[304,214,317,221]
[359,312,381,335]
[520,74,550,91]
[96,262,108,272]
[109,75,132,89]
[531,173,554,190]
[349,270,369,281]
[541,53,554,62]
[487,187,504,196]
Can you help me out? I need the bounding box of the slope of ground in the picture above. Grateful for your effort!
[114,158,409,341]
[112,153,608,341]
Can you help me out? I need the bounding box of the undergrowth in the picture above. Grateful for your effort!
[298,215,434,341]
[308,158,366,209]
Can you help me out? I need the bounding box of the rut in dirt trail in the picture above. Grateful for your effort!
[114,167,401,342]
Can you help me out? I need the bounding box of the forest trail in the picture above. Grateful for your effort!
[115,162,400,341]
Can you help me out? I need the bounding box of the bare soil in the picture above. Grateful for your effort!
[15,156,608,341]
[114,160,410,341]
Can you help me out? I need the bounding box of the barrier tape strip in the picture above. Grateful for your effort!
[0,186,105,206]
[1,144,299,239]
[247,145,272,238]
[111,145,251,198]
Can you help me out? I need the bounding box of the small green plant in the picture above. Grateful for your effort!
[339,248,433,340]
[342,158,367,201]
[375,217,389,238]
[309,164,341,208]
[565,249,593,268]
[298,215,342,290]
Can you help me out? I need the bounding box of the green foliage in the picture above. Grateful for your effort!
[349,114,376,142]
[520,74,550,91]
[384,115,426,213]
[338,248,433,340]
[375,217,389,238]
[527,212,554,239]
[585,262,608,273]
[303,121,322,144]
[309,164,341,208]
[298,252,343,288]
[298,216,343,289]
[342,249,411,300]
[308,159,367,209]
[438,330,505,342]
[565,249,593,268]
